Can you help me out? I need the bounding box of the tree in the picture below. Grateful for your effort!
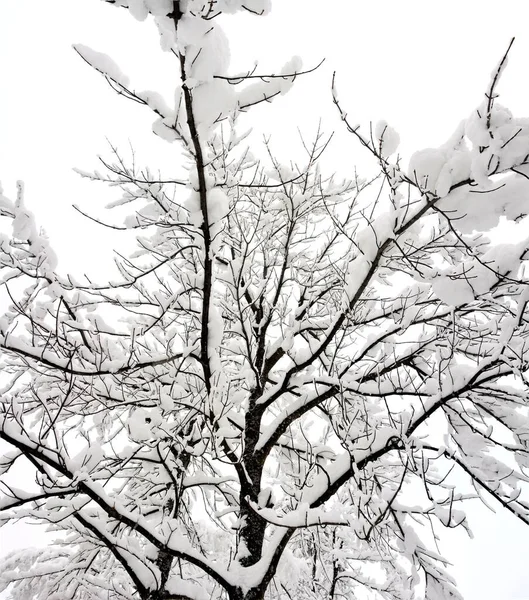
[1,2,529,599]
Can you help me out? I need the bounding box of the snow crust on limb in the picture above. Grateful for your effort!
[438,168,529,233]
[109,0,272,31]
[98,0,301,139]
[0,181,57,287]
[73,44,130,87]
[177,15,301,133]
[238,56,303,107]
[408,121,471,196]
[219,0,271,13]
[408,73,529,200]
[375,120,400,157]
[166,577,209,599]
[430,238,527,306]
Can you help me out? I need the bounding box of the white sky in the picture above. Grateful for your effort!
[2,1,529,599]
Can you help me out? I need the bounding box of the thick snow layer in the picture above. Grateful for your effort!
[192,79,237,133]
[178,15,231,82]
[375,120,400,157]
[220,0,271,13]
[409,148,449,194]
[166,578,208,600]
[73,44,130,87]
[238,56,303,109]
[126,407,163,441]
[128,0,149,20]
[431,237,526,306]
[439,170,529,233]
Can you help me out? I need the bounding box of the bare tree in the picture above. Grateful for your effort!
[1,4,529,600]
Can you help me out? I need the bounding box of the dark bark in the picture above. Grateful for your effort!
[154,550,174,597]
[233,587,266,600]
[238,396,267,567]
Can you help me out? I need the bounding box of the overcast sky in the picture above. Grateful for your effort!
[2,1,529,599]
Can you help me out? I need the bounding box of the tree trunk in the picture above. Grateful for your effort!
[238,402,266,567]
[238,496,267,567]
[233,586,266,600]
